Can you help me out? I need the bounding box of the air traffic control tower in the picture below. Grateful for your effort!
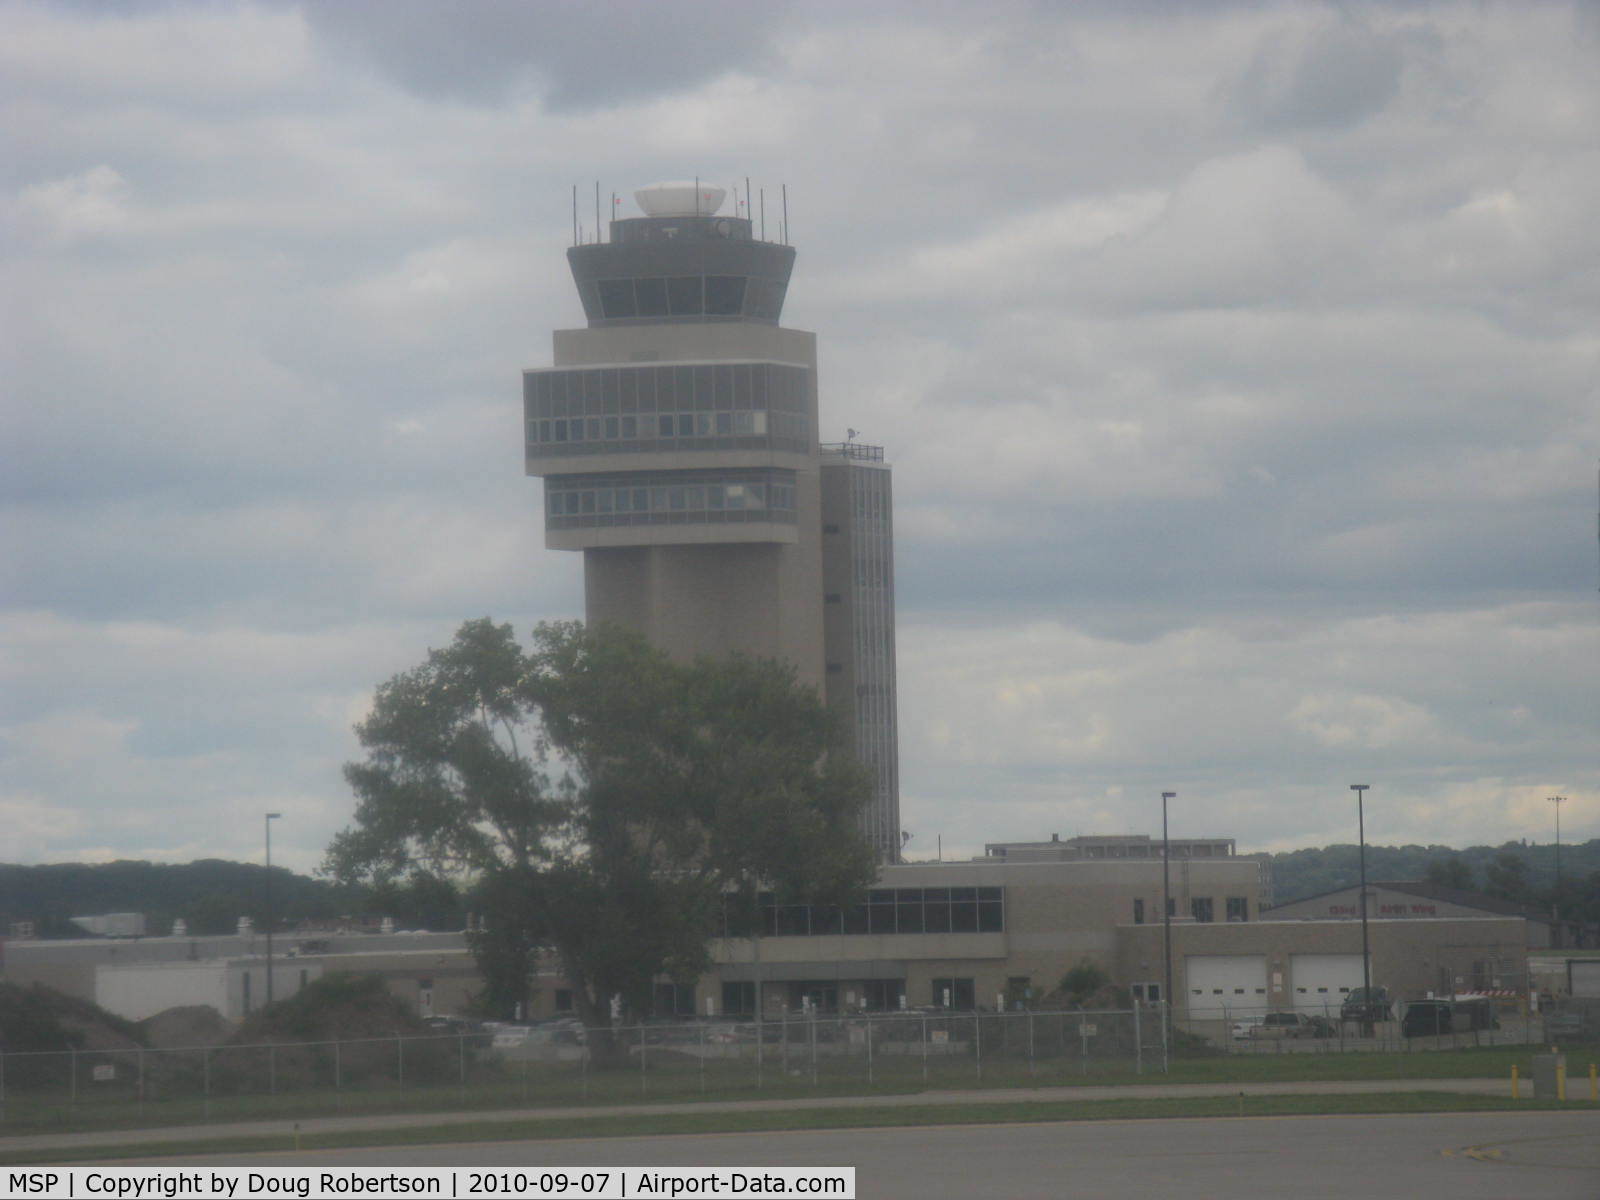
[524,181,900,860]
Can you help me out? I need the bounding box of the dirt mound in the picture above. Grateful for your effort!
[0,981,142,1052]
[139,1005,234,1048]
[208,972,454,1093]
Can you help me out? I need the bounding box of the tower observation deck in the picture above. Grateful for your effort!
[524,181,899,860]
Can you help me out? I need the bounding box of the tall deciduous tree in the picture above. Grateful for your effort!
[326,618,876,1043]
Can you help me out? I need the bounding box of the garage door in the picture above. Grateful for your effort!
[1572,960,1600,998]
[1184,954,1267,1019]
[1290,954,1368,1016]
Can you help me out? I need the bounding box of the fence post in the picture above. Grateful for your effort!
[974,1013,981,1082]
[137,1046,145,1104]
[699,1022,706,1094]
[269,1043,276,1096]
[1164,998,1177,1075]
[202,1046,210,1115]
[1028,1010,1035,1077]
[334,1039,342,1093]
[866,1016,874,1087]
[1133,1001,1142,1075]
[397,1036,404,1090]
[640,1022,648,1096]
[809,1013,817,1087]
[69,1047,78,1106]
[458,1031,466,1089]
[921,1014,928,1084]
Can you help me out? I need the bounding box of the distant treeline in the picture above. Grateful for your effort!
[1263,838,1600,922]
[4,841,1596,939]
[0,860,466,938]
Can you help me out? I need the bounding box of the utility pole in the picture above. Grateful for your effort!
[1161,792,1176,1046]
[264,812,281,1005]
[1548,795,1566,943]
[1350,786,1371,1037]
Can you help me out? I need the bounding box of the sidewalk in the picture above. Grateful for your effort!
[0,1077,1530,1156]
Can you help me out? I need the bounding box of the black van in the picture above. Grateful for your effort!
[1402,997,1499,1037]
[1401,1000,1453,1037]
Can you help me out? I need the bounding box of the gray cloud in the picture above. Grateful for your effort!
[298,0,789,110]
[3,0,1597,871]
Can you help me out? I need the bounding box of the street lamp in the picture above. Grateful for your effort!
[1161,792,1176,1041]
[1548,795,1566,939]
[1350,785,1371,1033]
[264,812,282,1005]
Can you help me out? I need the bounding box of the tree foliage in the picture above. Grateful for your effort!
[0,859,359,938]
[326,619,876,1034]
[1267,839,1600,919]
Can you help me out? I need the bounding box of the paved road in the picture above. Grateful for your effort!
[0,1077,1535,1155]
[119,1111,1600,1199]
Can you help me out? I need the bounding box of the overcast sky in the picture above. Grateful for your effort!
[4,0,1598,875]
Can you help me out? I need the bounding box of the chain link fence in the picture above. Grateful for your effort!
[1174,995,1570,1054]
[0,1008,1165,1127]
[5,1000,1589,1129]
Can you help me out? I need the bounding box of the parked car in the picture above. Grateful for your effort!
[1545,1010,1590,1040]
[1229,1017,1264,1041]
[1249,1012,1335,1040]
[1340,987,1392,1023]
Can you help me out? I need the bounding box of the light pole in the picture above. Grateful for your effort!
[1350,785,1371,1034]
[1548,795,1566,939]
[264,812,281,1005]
[1161,792,1176,1042]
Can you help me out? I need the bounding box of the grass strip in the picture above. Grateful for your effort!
[9,1040,1597,1137]
[3,1090,1590,1166]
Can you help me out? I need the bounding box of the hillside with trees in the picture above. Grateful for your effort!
[0,859,464,938]
[1264,838,1600,924]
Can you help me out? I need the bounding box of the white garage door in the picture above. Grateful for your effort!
[1290,954,1368,1016]
[1185,954,1267,1019]
[1572,960,1600,998]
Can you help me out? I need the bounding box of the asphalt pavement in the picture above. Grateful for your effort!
[0,1075,1550,1156]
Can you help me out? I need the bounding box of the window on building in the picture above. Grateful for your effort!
[634,277,669,317]
[1005,976,1032,1010]
[667,276,703,316]
[932,978,975,1010]
[652,982,695,1016]
[860,979,903,1012]
[977,888,1004,932]
[1191,897,1214,923]
[1226,896,1249,922]
[704,275,747,315]
[1133,898,1145,925]
[597,278,636,318]
[1131,982,1162,1004]
[949,887,979,933]
[721,981,756,1015]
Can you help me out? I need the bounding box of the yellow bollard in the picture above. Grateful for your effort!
[1510,1064,1518,1099]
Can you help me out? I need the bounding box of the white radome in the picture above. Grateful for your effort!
[634,181,726,218]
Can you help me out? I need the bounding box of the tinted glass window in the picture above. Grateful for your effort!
[634,277,669,317]
[667,276,702,315]
[597,279,635,318]
[705,275,747,315]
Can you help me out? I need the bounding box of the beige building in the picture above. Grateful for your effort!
[1117,916,1528,1023]
[524,182,900,858]
[1265,880,1574,950]
[695,854,1265,1017]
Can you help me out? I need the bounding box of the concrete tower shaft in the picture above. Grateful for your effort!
[524,185,899,858]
